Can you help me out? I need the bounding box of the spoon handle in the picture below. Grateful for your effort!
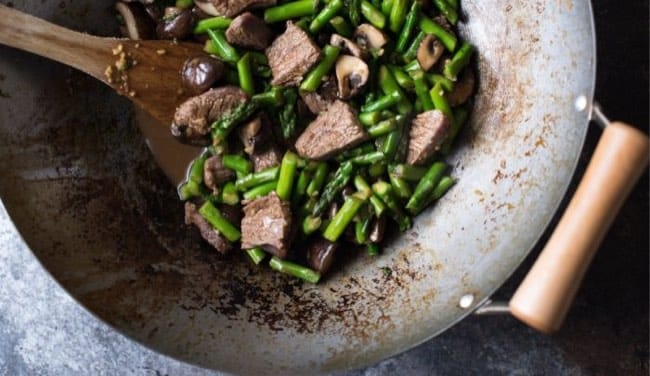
[0,4,113,81]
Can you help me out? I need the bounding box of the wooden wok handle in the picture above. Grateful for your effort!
[509,121,649,334]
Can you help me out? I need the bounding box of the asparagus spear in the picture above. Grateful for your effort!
[312,161,355,216]
[246,247,267,264]
[276,151,300,201]
[222,154,252,175]
[306,162,329,197]
[221,181,240,205]
[390,164,427,181]
[388,0,408,33]
[264,0,315,23]
[193,16,232,34]
[433,0,458,24]
[395,0,420,52]
[372,180,411,231]
[443,41,474,80]
[198,201,241,242]
[269,256,321,283]
[329,16,353,37]
[235,166,280,191]
[323,192,367,242]
[243,180,278,200]
[419,15,457,51]
[300,45,341,92]
[310,0,344,33]
[360,0,386,29]
[237,53,255,95]
[206,29,240,63]
[405,161,446,215]
[354,175,386,217]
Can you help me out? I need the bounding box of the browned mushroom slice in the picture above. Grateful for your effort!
[417,34,444,71]
[306,237,339,274]
[115,1,156,40]
[156,7,197,40]
[354,24,388,56]
[447,69,475,106]
[194,0,277,18]
[330,34,366,59]
[335,55,369,99]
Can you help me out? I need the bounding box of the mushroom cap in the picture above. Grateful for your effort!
[330,34,366,59]
[335,55,370,99]
[417,34,445,71]
[354,24,388,56]
[115,1,156,40]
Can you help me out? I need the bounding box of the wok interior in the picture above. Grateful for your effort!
[0,0,594,373]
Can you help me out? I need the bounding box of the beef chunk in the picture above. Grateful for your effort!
[226,12,273,50]
[251,145,283,172]
[171,86,248,145]
[300,76,338,114]
[266,22,321,86]
[203,155,234,191]
[406,109,451,165]
[194,0,276,18]
[306,237,338,274]
[185,202,231,254]
[241,193,292,258]
[295,100,368,160]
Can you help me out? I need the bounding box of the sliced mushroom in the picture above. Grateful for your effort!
[354,24,388,56]
[447,69,475,106]
[368,215,387,243]
[156,7,197,40]
[417,34,444,71]
[181,56,225,95]
[335,55,369,99]
[306,237,339,274]
[115,1,156,40]
[330,34,365,59]
[194,0,221,16]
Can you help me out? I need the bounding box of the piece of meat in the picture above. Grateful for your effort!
[306,237,339,274]
[185,202,232,253]
[241,193,292,258]
[171,86,248,145]
[266,22,321,86]
[251,144,283,172]
[225,12,273,50]
[300,76,338,114]
[203,155,234,191]
[406,109,451,165]
[295,100,368,160]
[194,0,276,18]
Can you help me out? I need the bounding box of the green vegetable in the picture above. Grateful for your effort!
[222,154,252,175]
[310,0,344,33]
[361,92,401,113]
[206,29,240,63]
[359,111,382,126]
[403,31,425,62]
[300,45,341,92]
[389,173,412,199]
[433,0,458,24]
[429,82,454,121]
[351,151,386,164]
[329,16,353,36]
[419,15,457,52]
[264,0,315,23]
[302,215,322,235]
[367,117,397,138]
[367,243,380,255]
[354,175,386,217]
[379,65,412,114]
[313,161,354,216]
[360,0,386,29]
[405,161,446,215]
[279,88,298,139]
[246,247,267,264]
[395,0,419,52]
[372,180,411,231]
[193,16,232,34]
[198,201,241,242]
[306,162,329,197]
[323,193,366,241]
[443,41,474,80]
[276,151,300,200]
[221,182,240,205]
[235,166,280,191]
[391,164,427,180]
[236,53,255,95]
[347,0,362,26]
[243,180,278,200]
[269,256,321,283]
[388,0,408,33]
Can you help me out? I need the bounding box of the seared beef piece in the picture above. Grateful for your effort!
[300,76,338,115]
[171,86,248,146]
[226,12,273,50]
[251,145,283,172]
[306,237,339,274]
[406,109,451,165]
[295,100,368,160]
[194,0,276,18]
[241,193,292,258]
[203,155,234,191]
[185,202,231,253]
[266,22,322,86]
[447,69,475,106]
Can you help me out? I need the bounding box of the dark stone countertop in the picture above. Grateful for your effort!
[0,1,647,375]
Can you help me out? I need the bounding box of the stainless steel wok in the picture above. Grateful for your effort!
[0,0,646,374]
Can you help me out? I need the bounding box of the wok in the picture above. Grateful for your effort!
[0,0,646,374]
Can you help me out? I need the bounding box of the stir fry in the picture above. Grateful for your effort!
[115,0,475,283]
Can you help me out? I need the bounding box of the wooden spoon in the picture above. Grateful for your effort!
[0,4,204,125]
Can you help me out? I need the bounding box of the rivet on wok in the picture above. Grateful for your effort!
[459,294,474,309]
[574,95,588,112]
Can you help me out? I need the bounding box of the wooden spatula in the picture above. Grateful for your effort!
[0,4,204,125]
